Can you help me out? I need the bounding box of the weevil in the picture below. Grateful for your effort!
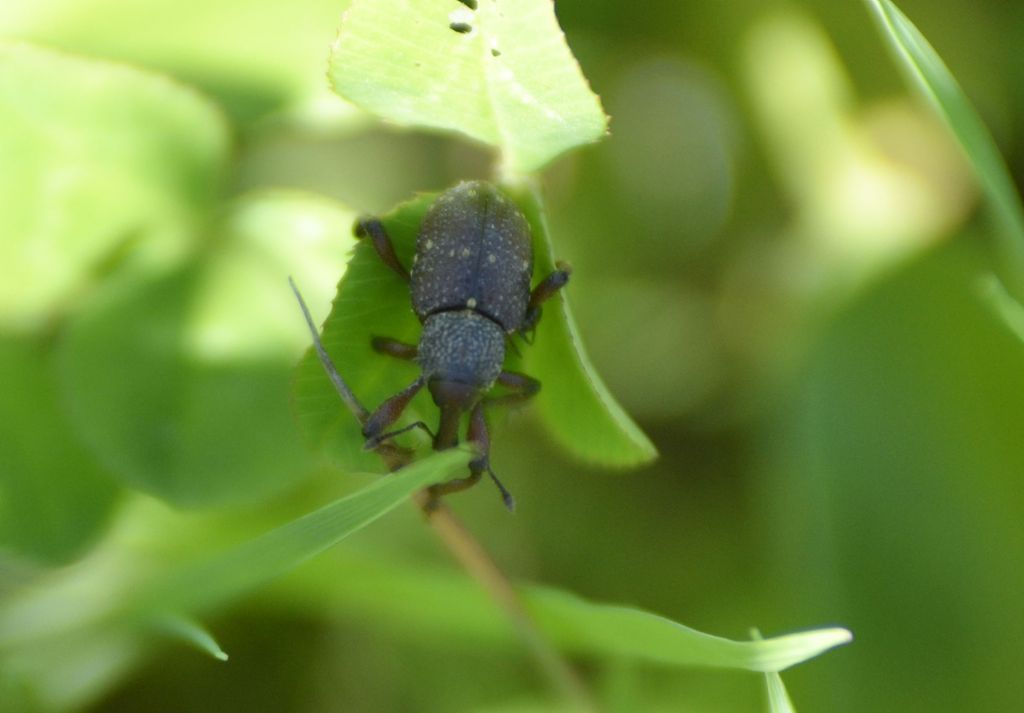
[355,181,571,510]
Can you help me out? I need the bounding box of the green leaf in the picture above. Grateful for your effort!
[0,336,118,564]
[512,184,657,467]
[0,41,228,330]
[293,187,655,472]
[329,0,608,175]
[58,192,354,506]
[865,0,1024,302]
[293,195,435,473]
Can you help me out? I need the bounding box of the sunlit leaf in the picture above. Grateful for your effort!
[865,0,1024,301]
[329,0,608,174]
[0,41,228,330]
[293,187,655,473]
[58,192,353,506]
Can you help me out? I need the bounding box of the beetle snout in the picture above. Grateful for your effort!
[428,379,480,412]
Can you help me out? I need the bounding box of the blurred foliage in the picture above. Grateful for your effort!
[2,0,1024,712]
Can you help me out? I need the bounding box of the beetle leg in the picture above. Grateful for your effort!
[489,370,541,408]
[425,470,483,511]
[354,216,410,281]
[362,377,426,448]
[521,261,572,335]
[371,336,418,361]
[425,375,537,510]
[427,402,515,511]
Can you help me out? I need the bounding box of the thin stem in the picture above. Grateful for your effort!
[414,492,598,712]
[290,277,598,712]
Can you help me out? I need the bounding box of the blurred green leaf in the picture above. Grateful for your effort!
[0,41,228,330]
[329,0,608,175]
[293,188,655,472]
[764,241,1024,712]
[57,192,353,506]
[866,0,1024,301]
[0,336,118,564]
[0,0,352,122]
[0,450,472,710]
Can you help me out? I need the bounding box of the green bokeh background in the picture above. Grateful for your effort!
[2,0,1023,711]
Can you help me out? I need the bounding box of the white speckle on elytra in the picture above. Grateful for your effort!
[467,297,477,308]
[461,248,471,257]
[449,250,455,257]
[425,239,433,249]
[522,260,529,270]
[487,254,496,263]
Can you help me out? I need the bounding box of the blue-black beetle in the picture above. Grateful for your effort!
[355,181,570,510]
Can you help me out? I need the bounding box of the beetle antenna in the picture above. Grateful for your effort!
[364,420,436,450]
[288,277,370,423]
[487,466,516,512]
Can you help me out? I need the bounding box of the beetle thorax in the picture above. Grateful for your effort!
[417,310,506,402]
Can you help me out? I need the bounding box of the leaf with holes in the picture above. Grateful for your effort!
[329,0,608,174]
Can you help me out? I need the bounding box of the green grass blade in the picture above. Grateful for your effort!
[525,588,850,672]
[133,448,473,617]
[764,671,797,713]
[753,629,798,711]
[280,552,851,673]
[865,0,1024,300]
[329,0,608,175]
[154,615,229,661]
